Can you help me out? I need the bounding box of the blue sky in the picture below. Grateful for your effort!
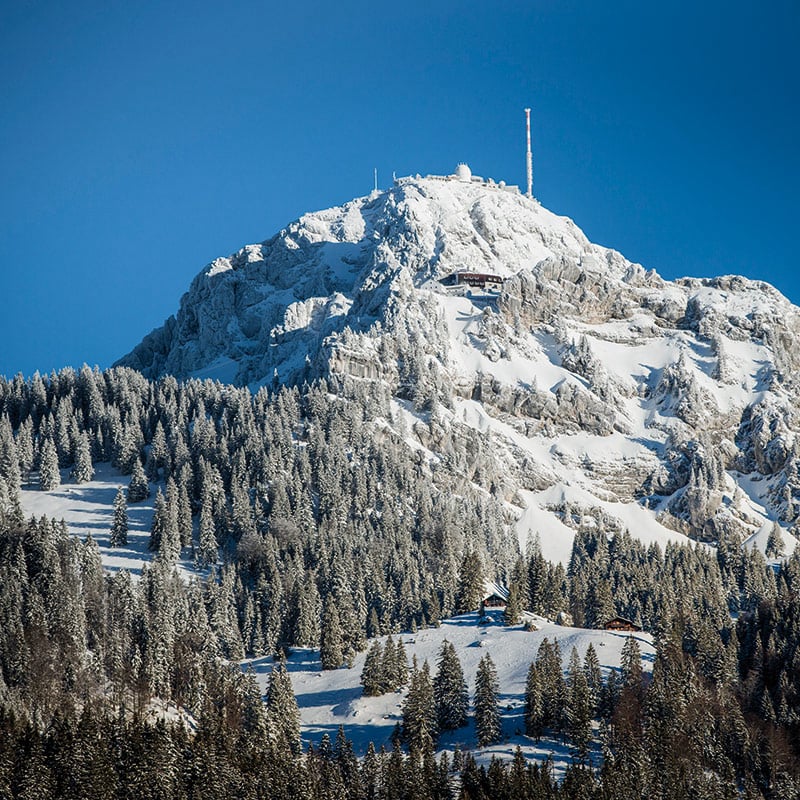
[1,0,797,378]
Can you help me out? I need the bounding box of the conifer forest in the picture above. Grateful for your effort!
[0,367,799,798]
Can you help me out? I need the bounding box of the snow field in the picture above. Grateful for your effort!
[20,462,197,580]
[246,612,654,774]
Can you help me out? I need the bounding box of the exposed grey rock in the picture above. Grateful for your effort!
[116,175,800,550]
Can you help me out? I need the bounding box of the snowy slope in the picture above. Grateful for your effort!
[246,611,655,774]
[19,463,197,579]
[116,167,800,554]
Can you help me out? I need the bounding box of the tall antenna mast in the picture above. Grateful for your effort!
[374,168,378,192]
[525,107,533,199]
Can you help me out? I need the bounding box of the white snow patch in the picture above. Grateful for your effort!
[246,612,654,776]
[20,462,199,580]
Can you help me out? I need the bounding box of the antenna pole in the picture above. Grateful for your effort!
[525,108,533,199]
[374,168,378,192]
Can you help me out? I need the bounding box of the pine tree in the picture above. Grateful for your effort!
[266,659,301,754]
[241,666,267,735]
[455,550,484,614]
[621,635,643,690]
[536,638,567,732]
[149,489,167,552]
[402,658,437,752]
[109,487,128,547]
[127,458,149,503]
[334,725,362,798]
[566,646,592,760]
[148,421,168,481]
[381,636,408,691]
[361,742,380,800]
[70,432,94,484]
[292,572,321,647]
[766,522,785,559]
[113,421,142,475]
[585,578,615,629]
[503,580,523,626]
[196,497,217,569]
[393,639,409,688]
[433,640,468,730]
[527,534,548,614]
[474,653,501,746]
[39,437,61,491]
[599,669,620,720]
[177,481,192,548]
[524,661,543,739]
[361,640,385,696]
[16,418,34,486]
[583,643,602,714]
[320,596,344,670]
[158,477,181,562]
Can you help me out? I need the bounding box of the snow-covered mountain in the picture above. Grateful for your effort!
[117,167,800,558]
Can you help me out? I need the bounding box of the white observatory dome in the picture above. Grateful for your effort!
[454,163,472,182]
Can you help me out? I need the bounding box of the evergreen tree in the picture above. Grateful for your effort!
[292,572,321,647]
[585,578,615,629]
[127,458,149,503]
[583,643,602,714]
[113,421,142,476]
[621,635,643,690]
[394,639,409,688]
[536,638,567,732]
[15,418,35,486]
[381,636,408,691]
[766,522,785,559]
[524,661,543,739]
[71,432,94,484]
[109,487,128,547]
[526,534,548,614]
[455,549,484,614]
[196,497,217,569]
[320,596,344,670]
[566,647,592,761]
[474,653,501,746]
[177,481,192,548]
[266,659,301,754]
[149,489,167,552]
[158,477,181,562]
[360,640,385,696]
[433,640,468,731]
[599,669,621,720]
[503,580,523,626]
[39,437,60,491]
[402,658,437,752]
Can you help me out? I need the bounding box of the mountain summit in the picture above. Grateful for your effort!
[118,167,602,387]
[117,167,800,555]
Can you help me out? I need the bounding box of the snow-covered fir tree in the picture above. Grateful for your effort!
[433,640,468,731]
[474,653,501,746]
[109,486,128,547]
[38,437,60,491]
[70,431,94,484]
[127,457,149,502]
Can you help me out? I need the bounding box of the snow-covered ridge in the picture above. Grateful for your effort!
[116,172,800,553]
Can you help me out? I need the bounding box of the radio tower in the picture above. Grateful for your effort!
[525,107,533,199]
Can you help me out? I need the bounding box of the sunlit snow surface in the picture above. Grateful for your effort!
[20,463,197,579]
[247,612,655,775]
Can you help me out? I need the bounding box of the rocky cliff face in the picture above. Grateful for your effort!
[117,172,800,558]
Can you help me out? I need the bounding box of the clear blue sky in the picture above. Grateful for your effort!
[1,0,797,378]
